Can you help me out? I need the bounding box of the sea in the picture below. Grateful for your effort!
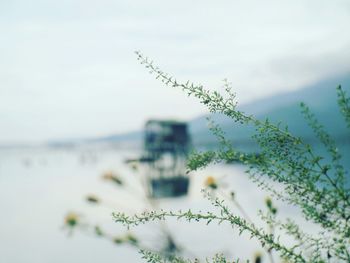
[0,143,345,263]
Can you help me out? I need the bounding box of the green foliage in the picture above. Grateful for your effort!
[140,249,246,263]
[114,190,307,262]
[113,52,350,262]
[337,85,350,128]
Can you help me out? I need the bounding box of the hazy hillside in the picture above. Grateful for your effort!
[190,73,350,147]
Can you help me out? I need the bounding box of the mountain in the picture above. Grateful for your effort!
[190,73,350,147]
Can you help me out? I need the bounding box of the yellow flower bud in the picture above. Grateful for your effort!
[204,176,218,189]
[64,212,79,227]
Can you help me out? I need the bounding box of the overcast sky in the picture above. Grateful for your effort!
[1,0,350,143]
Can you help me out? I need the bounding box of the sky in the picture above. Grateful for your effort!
[1,0,350,143]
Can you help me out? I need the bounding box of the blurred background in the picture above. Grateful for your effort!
[0,1,350,262]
